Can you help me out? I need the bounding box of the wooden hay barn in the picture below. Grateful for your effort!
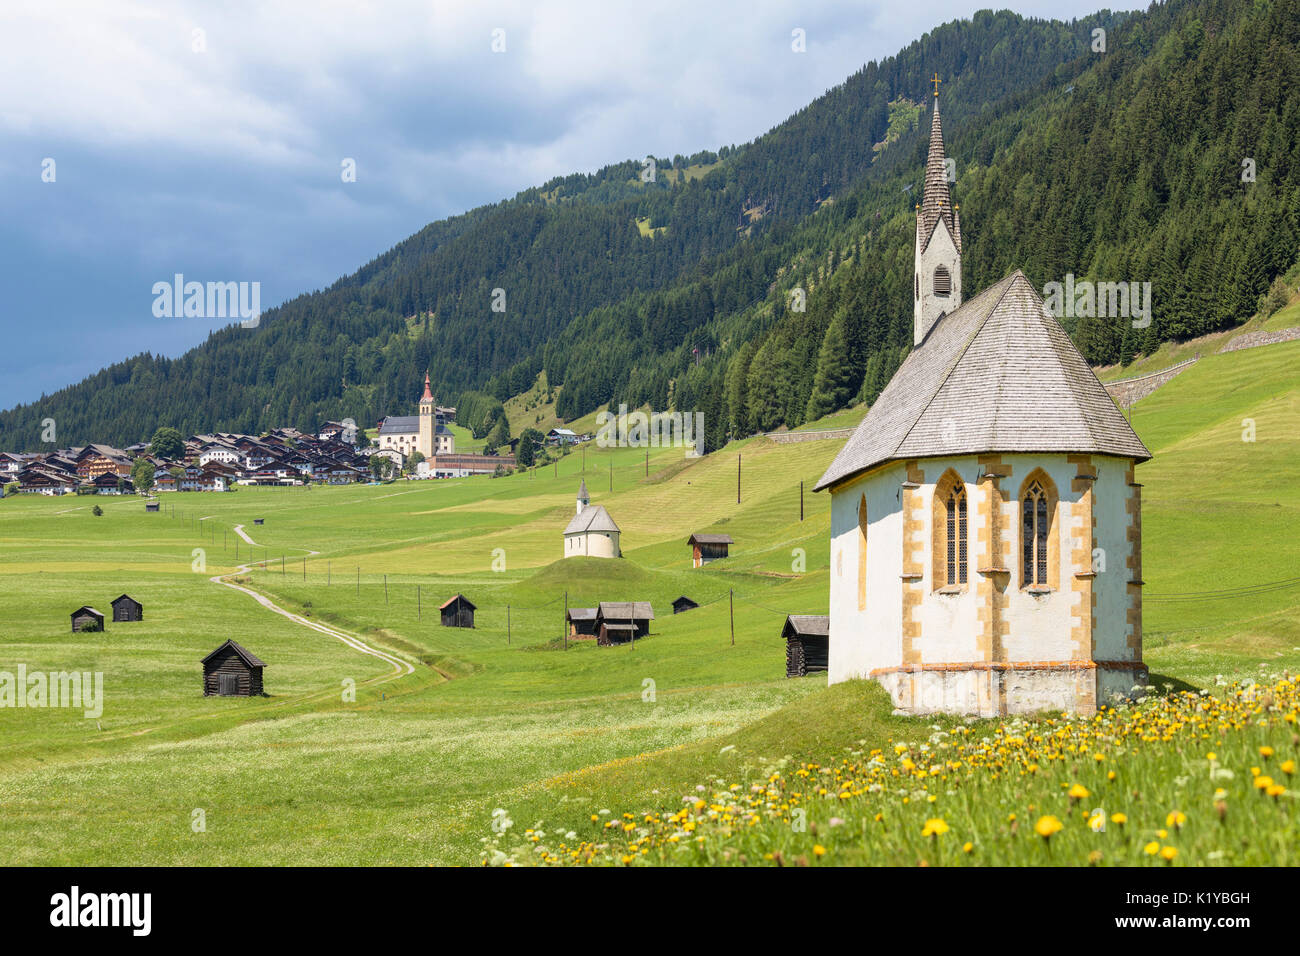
[110,593,143,622]
[253,518,264,525]
[70,606,104,633]
[144,501,160,512]
[672,595,699,614]
[566,607,598,638]
[201,640,266,697]
[440,594,476,628]
[596,602,654,645]
[688,533,733,568]
[783,615,829,677]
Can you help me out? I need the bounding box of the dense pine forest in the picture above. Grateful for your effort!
[2,0,1297,451]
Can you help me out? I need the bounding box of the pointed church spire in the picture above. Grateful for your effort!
[913,75,963,346]
[420,371,434,403]
[918,82,955,253]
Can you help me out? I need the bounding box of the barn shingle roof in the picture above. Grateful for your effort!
[688,533,733,545]
[596,601,655,621]
[783,614,830,638]
[815,271,1150,491]
[201,639,266,668]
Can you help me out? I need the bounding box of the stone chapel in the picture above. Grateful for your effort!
[814,80,1151,716]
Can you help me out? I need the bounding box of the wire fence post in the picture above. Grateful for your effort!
[730,589,735,646]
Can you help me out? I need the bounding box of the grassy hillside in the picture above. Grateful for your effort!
[0,339,1296,865]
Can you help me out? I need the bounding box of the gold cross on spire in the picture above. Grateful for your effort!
[932,72,941,97]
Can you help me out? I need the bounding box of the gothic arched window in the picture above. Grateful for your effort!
[945,485,967,585]
[932,470,967,589]
[933,265,952,297]
[1022,480,1051,587]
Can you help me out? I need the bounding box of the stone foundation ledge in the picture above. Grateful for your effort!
[872,660,1149,718]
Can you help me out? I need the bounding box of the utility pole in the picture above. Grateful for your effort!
[800,480,804,521]
[563,590,568,651]
[729,589,735,646]
[737,454,741,504]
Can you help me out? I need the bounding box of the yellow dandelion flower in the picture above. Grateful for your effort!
[1160,846,1178,862]
[1068,783,1090,801]
[1143,841,1160,856]
[1165,810,1186,829]
[813,844,826,857]
[1110,812,1127,826]
[1254,775,1274,791]
[962,842,974,854]
[1035,815,1064,839]
[922,817,950,838]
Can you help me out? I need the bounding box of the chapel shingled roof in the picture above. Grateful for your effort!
[564,504,620,535]
[814,271,1150,492]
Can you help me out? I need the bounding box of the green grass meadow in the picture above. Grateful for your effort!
[0,341,1297,865]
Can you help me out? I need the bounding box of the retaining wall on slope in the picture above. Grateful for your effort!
[1103,358,1199,407]
[1217,327,1300,353]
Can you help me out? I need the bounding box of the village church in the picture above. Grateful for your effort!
[814,79,1151,717]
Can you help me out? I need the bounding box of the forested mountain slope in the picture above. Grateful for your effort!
[3,0,1297,451]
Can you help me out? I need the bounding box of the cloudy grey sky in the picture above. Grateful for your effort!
[0,0,1137,410]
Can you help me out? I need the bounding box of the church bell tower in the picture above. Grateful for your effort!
[418,372,435,459]
[914,74,962,345]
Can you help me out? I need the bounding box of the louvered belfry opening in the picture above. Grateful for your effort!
[945,486,967,585]
[933,265,952,297]
[1022,480,1049,586]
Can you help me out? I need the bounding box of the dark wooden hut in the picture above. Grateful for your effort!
[439,594,476,628]
[595,602,654,645]
[110,593,143,622]
[144,501,160,512]
[688,533,733,568]
[566,607,598,638]
[671,595,699,614]
[70,606,105,633]
[782,615,830,678]
[253,518,265,525]
[201,640,266,696]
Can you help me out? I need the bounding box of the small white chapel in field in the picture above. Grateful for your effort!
[814,77,1151,717]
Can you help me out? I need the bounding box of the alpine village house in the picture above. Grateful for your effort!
[814,80,1150,717]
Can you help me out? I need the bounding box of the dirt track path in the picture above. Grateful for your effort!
[212,524,414,678]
